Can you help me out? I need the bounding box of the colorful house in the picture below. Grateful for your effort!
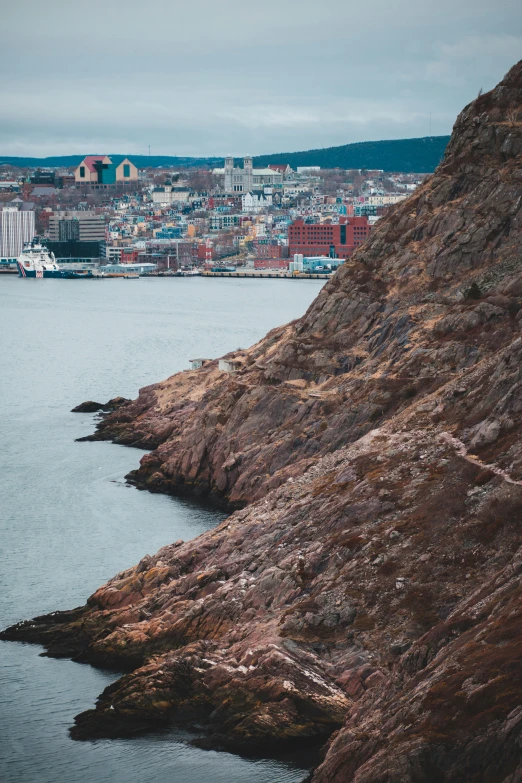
[74,156,138,185]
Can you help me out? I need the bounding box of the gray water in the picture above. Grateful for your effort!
[0,275,325,783]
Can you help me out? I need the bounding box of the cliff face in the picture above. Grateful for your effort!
[3,62,522,782]
[84,63,522,513]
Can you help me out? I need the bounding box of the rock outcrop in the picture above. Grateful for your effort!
[71,396,131,414]
[2,62,522,781]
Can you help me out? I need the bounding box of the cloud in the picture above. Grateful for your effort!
[2,0,521,156]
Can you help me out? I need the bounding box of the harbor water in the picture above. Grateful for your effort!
[0,275,325,783]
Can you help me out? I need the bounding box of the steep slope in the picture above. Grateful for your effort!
[84,62,522,514]
[2,62,522,782]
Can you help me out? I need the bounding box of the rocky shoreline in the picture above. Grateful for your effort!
[3,62,522,781]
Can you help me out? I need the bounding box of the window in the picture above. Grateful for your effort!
[79,166,85,178]
[123,164,130,178]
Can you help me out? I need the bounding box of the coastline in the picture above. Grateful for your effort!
[3,62,522,782]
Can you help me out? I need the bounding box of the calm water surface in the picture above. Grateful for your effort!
[0,276,324,783]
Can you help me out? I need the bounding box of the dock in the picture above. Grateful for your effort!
[200,270,331,280]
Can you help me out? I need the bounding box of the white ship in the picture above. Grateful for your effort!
[16,242,63,278]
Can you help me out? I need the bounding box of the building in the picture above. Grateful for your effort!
[241,191,272,213]
[353,204,389,218]
[253,258,288,270]
[74,156,138,185]
[151,185,191,206]
[30,186,58,198]
[48,211,106,242]
[102,261,157,275]
[367,194,407,206]
[288,255,344,273]
[209,214,241,230]
[106,246,123,262]
[288,216,371,260]
[302,256,344,272]
[121,248,140,264]
[0,207,35,263]
[252,239,288,259]
[154,226,182,239]
[268,164,293,178]
[30,170,56,186]
[189,358,208,370]
[224,157,283,194]
[74,156,110,184]
[141,252,179,271]
[57,173,75,188]
[44,239,105,265]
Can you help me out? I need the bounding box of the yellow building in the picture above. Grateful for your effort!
[115,158,139,182]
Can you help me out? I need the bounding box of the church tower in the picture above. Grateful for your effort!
[243,156,253,192]
[224,156,234,193]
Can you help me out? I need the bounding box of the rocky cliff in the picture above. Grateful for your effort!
[3,62,522,782]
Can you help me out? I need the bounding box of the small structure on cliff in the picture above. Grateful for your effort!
[218,358,243,374]
[189,358,208,370]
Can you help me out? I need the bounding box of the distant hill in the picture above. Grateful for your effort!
[0,154,222,169]
[253,136,450,173]
[0,136,450,173]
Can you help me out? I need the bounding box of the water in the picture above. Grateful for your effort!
[0,275,324,783]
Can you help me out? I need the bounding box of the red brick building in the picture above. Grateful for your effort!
[121,248,140,264]
[197,243,215,261]
[253,258,288,270]
[288,216,371,259]
[252,240,288,259]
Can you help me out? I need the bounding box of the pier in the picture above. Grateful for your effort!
[199,270,331,280]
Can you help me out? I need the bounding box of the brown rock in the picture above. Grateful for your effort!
[3,60,522,781]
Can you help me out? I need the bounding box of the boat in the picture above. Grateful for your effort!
[178,269,201,276]
[60,269,97,279]
[16,242,103,279]
[16,242,63,278]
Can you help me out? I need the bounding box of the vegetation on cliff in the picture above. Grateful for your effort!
[2,61,522,782]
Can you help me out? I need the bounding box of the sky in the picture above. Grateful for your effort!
[2,0,521,158]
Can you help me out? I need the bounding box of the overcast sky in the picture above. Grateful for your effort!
[3,0,521,158]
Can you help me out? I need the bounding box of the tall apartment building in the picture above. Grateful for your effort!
[0,207,35,261]
[48,211,106,242]
[288,216,371,260]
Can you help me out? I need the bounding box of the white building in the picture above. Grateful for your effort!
[106,246,123,261]
[241,192,273,213]
[0,207,35,263]
[102,262,158,274]
[151,185,191,206]
[367,194,408,206]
